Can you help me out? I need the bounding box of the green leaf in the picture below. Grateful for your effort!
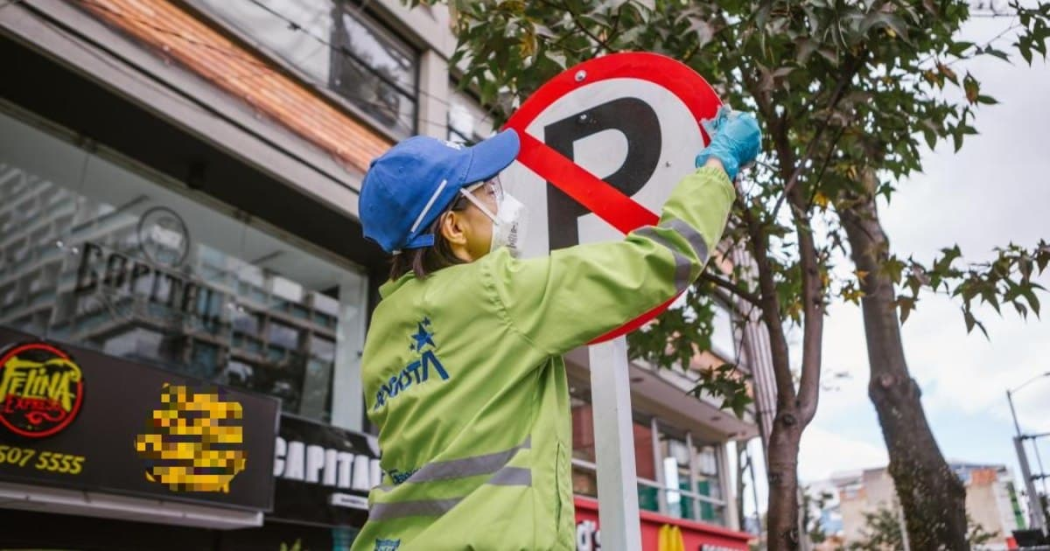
[817,47,839,65]
[963,310,989,339]
[860,12,908,41]
[1021,286,1042,317]
[796,38,819,64]
[982,47,1011,62]
[897,296,916,323]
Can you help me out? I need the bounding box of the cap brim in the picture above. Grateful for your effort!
[462,129,520,185]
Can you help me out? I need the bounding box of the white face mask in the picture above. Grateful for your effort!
[459,185,529,258]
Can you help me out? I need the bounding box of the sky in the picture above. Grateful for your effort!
[785,13,1050,503]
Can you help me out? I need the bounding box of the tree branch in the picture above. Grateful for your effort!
[770,51,867,220]
[739,199,798,408]
[790,175,826,427]
[700,270,761,306]
[536,0,614,53]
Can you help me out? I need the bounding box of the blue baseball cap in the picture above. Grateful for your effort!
[359,130,520,254]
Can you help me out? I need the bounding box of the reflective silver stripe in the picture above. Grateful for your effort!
[380,437,531,490]
[634,226,693,292]
[663,219,710,264]
[410,178,449,234]
[488,466,532,486]
[368,497,462,522]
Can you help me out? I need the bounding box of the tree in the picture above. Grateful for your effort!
[844,506,996,550]
[433,0,1050,549]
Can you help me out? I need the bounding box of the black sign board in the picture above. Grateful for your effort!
[270,413,381,527]
[0,326,279,512]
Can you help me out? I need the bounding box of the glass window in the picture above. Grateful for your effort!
[659,427,693,520]
[447,88,492,145]
[570,386,598,498]
[197,0,418,138]
[0,110,368,427]
[711,303,737,358]
[695,443,726,525]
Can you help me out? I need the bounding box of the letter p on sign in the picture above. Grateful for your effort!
[500,52,722,342]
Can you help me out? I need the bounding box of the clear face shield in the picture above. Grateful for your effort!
[456,176,528,258]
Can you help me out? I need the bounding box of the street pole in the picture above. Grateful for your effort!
[897,500,912,551]
[1009,387,1048,533]
[589,336,643,551]
[1015,435,1046,533]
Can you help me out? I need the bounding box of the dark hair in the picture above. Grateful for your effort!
[388,197,469,280]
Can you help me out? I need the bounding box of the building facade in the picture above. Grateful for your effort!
[0,1,758,549]
[817,463,1027,550]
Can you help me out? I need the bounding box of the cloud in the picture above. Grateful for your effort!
[799,426,889,483]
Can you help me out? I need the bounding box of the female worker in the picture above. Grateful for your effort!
[351,108,760,551]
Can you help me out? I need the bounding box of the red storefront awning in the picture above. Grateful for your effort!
[574,496,753,551]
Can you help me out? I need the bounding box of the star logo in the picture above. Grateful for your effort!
[410,320,436,352]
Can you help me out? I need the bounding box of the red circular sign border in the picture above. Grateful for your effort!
[0,341,85,438]
[503,52,723,342]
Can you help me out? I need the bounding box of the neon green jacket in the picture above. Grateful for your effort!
[352,167,734,551]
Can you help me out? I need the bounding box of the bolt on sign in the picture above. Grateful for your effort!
[500,52,722,342]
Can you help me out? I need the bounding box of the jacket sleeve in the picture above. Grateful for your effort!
[481,166,735,356]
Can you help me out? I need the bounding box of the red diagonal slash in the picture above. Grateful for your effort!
[514,132,660,232]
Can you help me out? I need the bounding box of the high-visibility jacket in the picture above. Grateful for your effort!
[352,166,734,551]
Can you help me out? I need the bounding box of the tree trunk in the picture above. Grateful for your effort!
[841,181,968,550]
[741,180,820,551]
[766,410,804,551]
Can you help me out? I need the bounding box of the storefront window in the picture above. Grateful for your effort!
[197,0,418,138]
[571,388,598,498]
[0,111,368,428]
[568,385,730,527]
[656,426,729,526]
[660,430,693,520]
[636,417,661,514]
[695,443,726,525]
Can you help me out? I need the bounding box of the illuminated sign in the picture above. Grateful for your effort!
[135,385,247,492]
[0,342,84,439]
[0,326,278,512]
[268,414,381,526]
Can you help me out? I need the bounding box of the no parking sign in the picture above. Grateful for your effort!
[500,52,722,341]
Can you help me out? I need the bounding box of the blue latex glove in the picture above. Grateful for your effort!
[694,106,762,180]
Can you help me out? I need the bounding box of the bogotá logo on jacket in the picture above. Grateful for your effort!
[135,384,247,492]
[374,539,401,551]
[373,317,449,411]
[0,341,84,439]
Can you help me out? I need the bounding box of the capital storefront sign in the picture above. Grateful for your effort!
[573,497,751,551]
[269,414,382,527]
[0,326,279,512]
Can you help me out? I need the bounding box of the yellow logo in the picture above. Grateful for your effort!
[135,385,247,492]
[0,342,84,438]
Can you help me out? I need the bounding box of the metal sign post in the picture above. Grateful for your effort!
[589,336,643,550]
[499,53,723,550]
